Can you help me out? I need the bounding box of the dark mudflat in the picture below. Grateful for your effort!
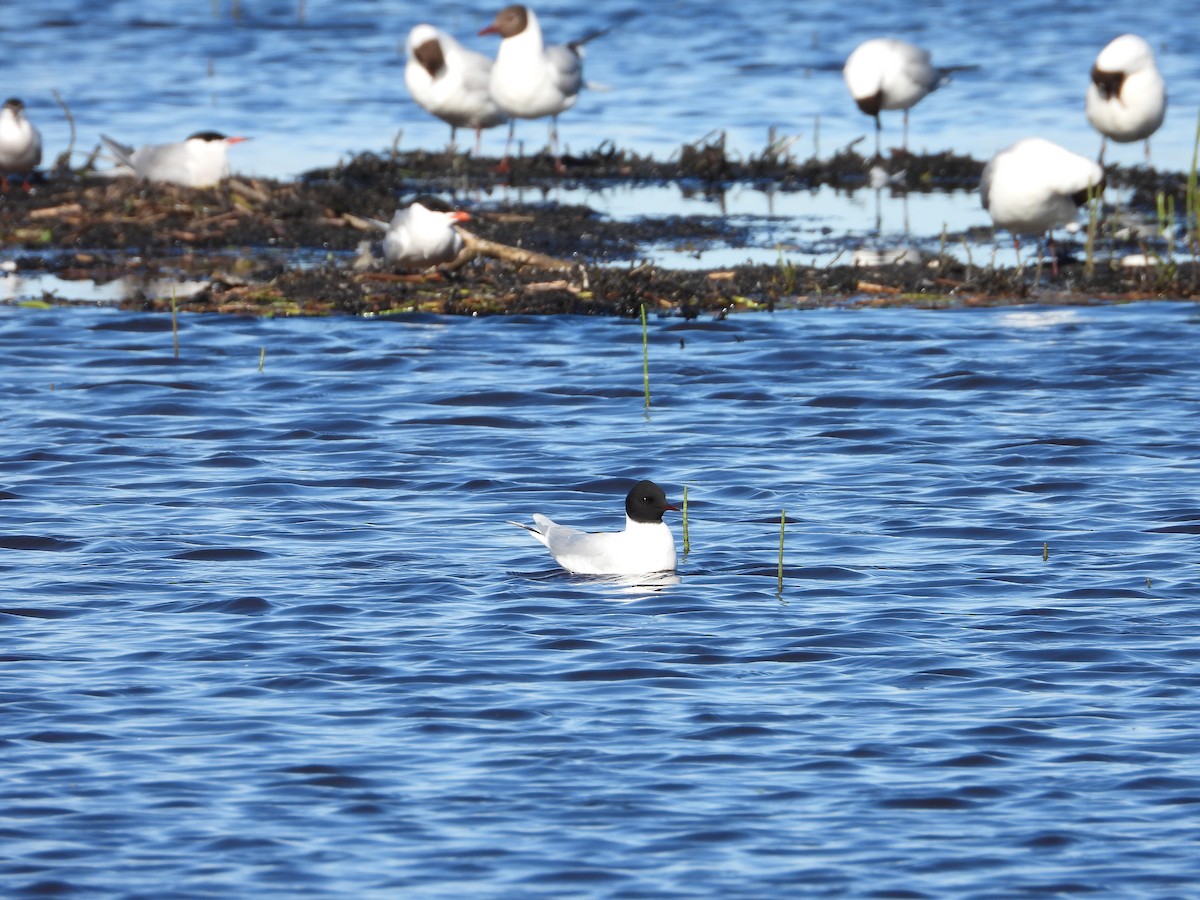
[1,137,1197,317]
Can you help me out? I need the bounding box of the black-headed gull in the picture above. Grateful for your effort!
[404,24,508,155]
[1085,34,1166,163]
[0,98,42,189]
[481,4,614,169]
[363,197,471,269]
[980,138,1104,270]
[100,131,247,188]
[843,38,971,156]
[511,480,679,575]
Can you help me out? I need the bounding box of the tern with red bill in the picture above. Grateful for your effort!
[362,197,471,269]
[100,131,247,188]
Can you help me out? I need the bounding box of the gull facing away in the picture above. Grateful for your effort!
[980,138,1104,272]
[100,131,247,188]
[1085,34,1166,163]
[511,480,679,576]
[362,197,471,269]
[403,24,508,155]
[843,38,974,156]
[0,98,42,189]
[480,4,628,170]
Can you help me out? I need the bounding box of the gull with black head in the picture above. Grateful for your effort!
[511,480,679,575]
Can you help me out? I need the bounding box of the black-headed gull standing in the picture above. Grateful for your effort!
[843,38,972,157]
[100,131,247,188]
[980,138,1104,272]
[511,480,679,575]
[1085,34,1166,163]
[480,4,616,170]
[404,24,508,155]
[364,197,471,269]
[0,98,42,190]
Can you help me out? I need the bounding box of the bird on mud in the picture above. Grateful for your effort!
[0,98,43,190]
[403,23,508,155]
[362,197,471,270]
[980,137,1105,273]
[100,131,247,188]
[510,480,679,576]
[843,38,974,157]
[1085,33,1166,164]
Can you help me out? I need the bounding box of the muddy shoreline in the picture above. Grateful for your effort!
[2,138,1198,317]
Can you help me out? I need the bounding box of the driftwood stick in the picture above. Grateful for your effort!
[454,228,576,272]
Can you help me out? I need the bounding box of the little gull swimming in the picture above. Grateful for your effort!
[511,480,679,575]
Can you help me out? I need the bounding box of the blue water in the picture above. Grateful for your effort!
[4,0,1199,181]
[3,302,1200,896]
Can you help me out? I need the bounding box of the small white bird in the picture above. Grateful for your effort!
[0,98,43,189]
[404,24,508,155]
[511,480,679,576]
[100,131,246,188]
[481,4,612,169]
[843,38,971,156]
[1085,34,1166,163]
[364,198,471,269]
[981,138,1104,271]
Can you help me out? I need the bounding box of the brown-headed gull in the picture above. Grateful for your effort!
[0,99,42,190]
[1085,34,1166,163]
[363,197,471,269]
[843,38,972,156]
[481,4,620,170]
[980,138,1104,271]
[404,24,508,155]
[100,131,247,188]
[511,480,679,575]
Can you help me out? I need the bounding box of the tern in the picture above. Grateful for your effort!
[511,480,679,575]
[1085,34,1166,163]
[363,197,471,269]
[404,24,508,155]
[0,98,42,190]
[100,131,247,188]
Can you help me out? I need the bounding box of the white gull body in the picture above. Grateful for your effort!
[483,5,584,123]
[101,131,245,187]
[1085,34,1166,157]
[0,98,42,180]
[404,24,507,151]
[980,138,1104,236]
[512,480,678,576]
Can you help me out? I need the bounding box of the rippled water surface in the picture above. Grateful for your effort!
[4,302,1200,896]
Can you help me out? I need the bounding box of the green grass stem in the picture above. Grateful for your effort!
[682,485,690,558]
[640,303,650,409]
[171,292,179,359]
[777,509,786,595]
